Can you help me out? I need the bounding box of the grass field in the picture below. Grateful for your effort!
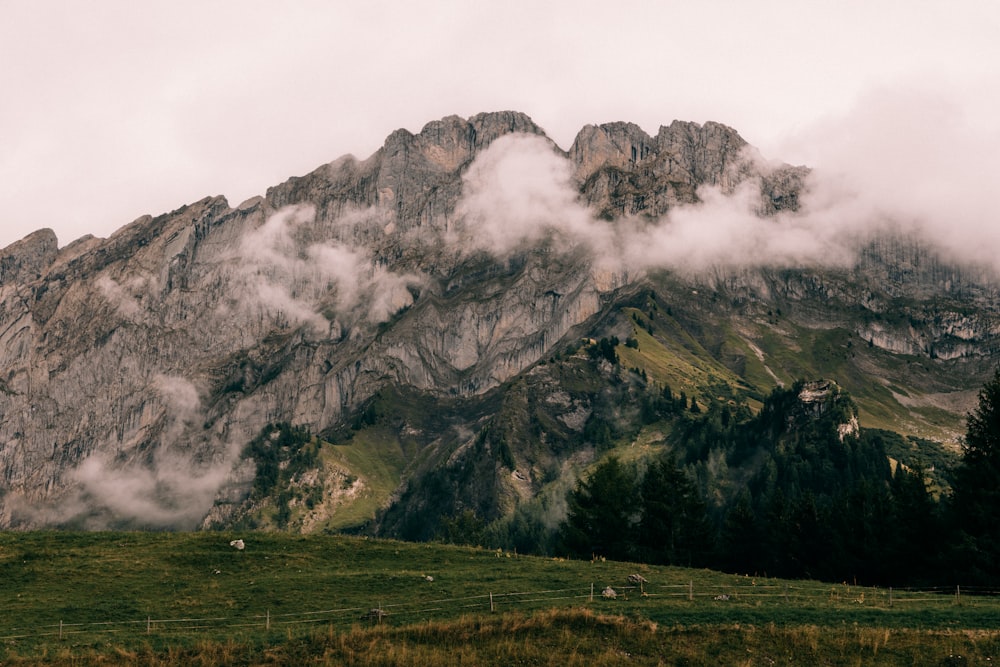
[2,531,999,665]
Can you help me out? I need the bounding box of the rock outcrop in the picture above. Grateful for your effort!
[0,229,58,285]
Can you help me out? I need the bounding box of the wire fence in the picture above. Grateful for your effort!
[3,579,998,643]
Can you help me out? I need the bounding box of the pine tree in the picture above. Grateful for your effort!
[950,367,1000,584]
[559,457,638,561]
[720,489,763,573]
[889,465,936,584]
[637,454,714,567]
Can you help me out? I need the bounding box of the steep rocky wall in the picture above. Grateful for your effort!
[0,112,630,528]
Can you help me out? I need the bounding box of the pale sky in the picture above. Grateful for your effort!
[1,0,998,251]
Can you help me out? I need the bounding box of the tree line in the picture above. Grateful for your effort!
[556,372,1000,587]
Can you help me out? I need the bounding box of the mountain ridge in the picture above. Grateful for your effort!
[0,111,996,532]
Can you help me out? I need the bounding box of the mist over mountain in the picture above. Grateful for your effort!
[1,111,997,534]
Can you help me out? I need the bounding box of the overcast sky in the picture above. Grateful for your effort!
[1,1,998,251]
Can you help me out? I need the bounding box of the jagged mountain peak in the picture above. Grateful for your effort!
[379,110,546,163]
[0,228,58,285]
[265,112,549,225]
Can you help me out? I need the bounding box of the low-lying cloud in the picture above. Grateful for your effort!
[454,86,1000,278]
[623,180,859,272]
[453,134,859,274]
[71,448,237,529]
[777,83,1000,270]
[96,274,146,318]
[233,204,423,336]
[454,134,610,255]
[57,375,242,529]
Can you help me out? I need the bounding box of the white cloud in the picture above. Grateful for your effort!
[454,110,1000,276]
[96,275,142,318]
[779,82,1000,270]
[232,204,423,335]
[71,448,238,529]
[451,134,846,274]
[61,374,241,529]
[454,134,612,255]
[623,182,856,272]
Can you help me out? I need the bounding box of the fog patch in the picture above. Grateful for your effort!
[96,275,142,318]
[624,180,858,272]
[777,82,1000,272]
[453,134,855,274]
[454,134,614,256]
[233,204,424,336]
[456,96,1000,276]
[70,445,239,529]
[152,373,200,445]
[48,375,244,529]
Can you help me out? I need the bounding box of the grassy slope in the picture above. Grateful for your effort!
[624,290,972,442]
[319,427,409,530]
[750,322,961,439]
[2,532,999,664]
[234,384,459,533]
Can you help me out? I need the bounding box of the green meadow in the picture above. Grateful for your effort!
[2,531,999,665]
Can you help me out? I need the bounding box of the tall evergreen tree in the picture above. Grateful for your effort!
[888,465,937,584]
[836,479,894,583]
[637,454,714,566]
[950,367,1000,584]
[559,457,638,561]
[787,491,831,579]
[719,489,764,574]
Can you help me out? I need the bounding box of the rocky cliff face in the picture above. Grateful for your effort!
[571,120,806,219]
[0,111,997,530]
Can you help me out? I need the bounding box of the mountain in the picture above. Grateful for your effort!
[1,111,997,535]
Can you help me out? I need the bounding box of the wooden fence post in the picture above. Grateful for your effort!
[590,583,594,602]
[59,620,63,640]
[688,581,694,601]
[490,592,494,612]
[147,616,151,634]
[266,609,270,630]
